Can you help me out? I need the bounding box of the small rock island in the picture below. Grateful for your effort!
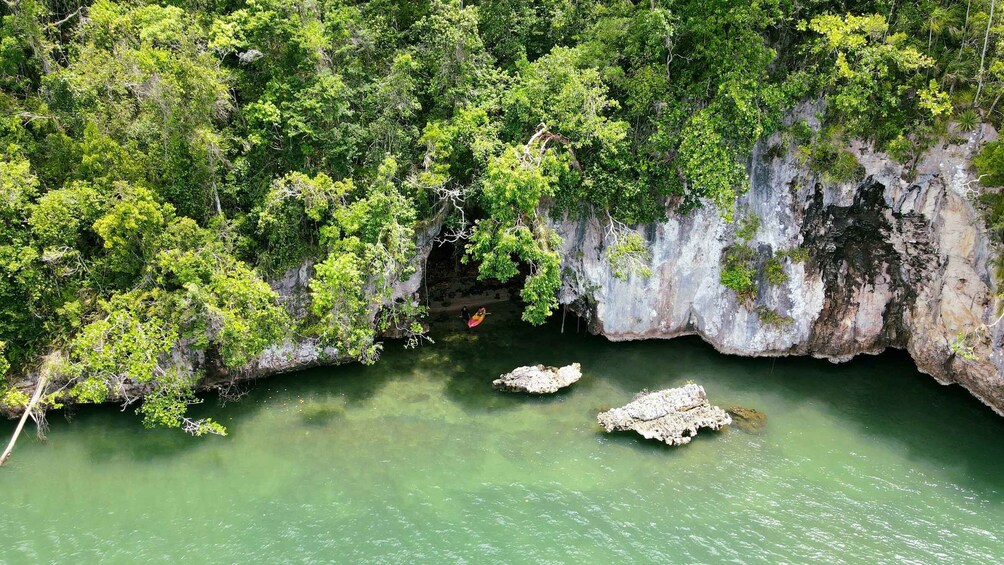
[597,384,732,446]
[492,363,583,394]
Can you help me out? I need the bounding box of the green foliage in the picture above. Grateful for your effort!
[466,144,565,324]
[736,214,761,242]
[412,0,494,111]
[608,231,653,281]
[1,386,29,409]
[956,110,978,132]
[67,305,179,404]
[257,172,351,273]
[136,368,199,429]
[678,110,748,221]
[765,257,788,285]
[307,159,422,360]
[976,142,1004,187]
[376,299,433,350]
[804,14,946,144]
[153,245,290,368]
[720,214,799,324]
[0,342,8,381]
[776,247,810,263]
[950,331,980,361]
[799,132,865,184]
[501,46,627,148]
[975,146,1004,263]
[791,121,814,147]
[721,243,758,302]
[93,184,175,280]
[721,215,762,299]
[756,305,794,328]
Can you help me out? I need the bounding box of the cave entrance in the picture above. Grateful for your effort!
[422,236,521,313]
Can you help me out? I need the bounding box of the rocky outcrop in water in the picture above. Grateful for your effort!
[726,406,768,432]
[597,384,732,446]
[557,107,1004,415]
[493,363,582,394]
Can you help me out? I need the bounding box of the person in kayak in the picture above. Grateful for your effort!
[468,307,487,328]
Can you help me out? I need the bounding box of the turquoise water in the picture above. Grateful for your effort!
[3,305,1004,563]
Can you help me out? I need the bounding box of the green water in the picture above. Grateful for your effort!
[3,305,1004,563]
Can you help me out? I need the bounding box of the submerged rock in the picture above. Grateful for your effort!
[493,363,582,394]
[726,406,768,432]
[597,384,731,446]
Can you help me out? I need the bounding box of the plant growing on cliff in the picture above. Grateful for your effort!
[721,243,758,302]
[607,232,653,281]
[376,298,434,350]
[956,110,979,133]
[798,129,865,184]
[0,342,8,387]
[756,306,794,328]
[307,159,422,361]
[720,214,801,324]
[677,110,750,222]
[765,257,789,285]
[976,142,1004,187]
[950,332,980,361]
[604,213,653,281]
[465,140,565,325]
[721,215,761,302]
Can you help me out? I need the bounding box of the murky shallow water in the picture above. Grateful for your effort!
[3,305,1003,563]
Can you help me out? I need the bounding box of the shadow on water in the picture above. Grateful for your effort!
[432,304,1004,494]
[596,426,730,455]
[649,337,1004,494]
[6,299,1004,497]
[5,404,209,463]
[434,303,567,413]
[85,424,207,463]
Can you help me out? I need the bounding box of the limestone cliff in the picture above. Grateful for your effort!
[555,119,1004,414]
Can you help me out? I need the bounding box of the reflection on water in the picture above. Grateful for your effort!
[2,303,1003,563]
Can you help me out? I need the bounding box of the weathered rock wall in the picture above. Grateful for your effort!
[555,118,1004,414]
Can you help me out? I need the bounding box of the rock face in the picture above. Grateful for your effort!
[597,384,732,446]
[557,108,1004,415]
[492,363,582,394]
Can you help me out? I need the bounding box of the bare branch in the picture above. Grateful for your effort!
[50,7,82,27]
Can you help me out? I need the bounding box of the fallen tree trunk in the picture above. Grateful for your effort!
[0,375,48,467]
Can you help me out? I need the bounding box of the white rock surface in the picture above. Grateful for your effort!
[492,363,582,394]
[597,384,732,446]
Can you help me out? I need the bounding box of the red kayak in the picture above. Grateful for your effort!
[467,312,486,328]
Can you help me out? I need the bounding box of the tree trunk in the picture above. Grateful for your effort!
[0,375,48,467]
[960,0,974,62]
[976,0,997,105]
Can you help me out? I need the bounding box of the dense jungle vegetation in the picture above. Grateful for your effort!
[1,0,1001,432]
